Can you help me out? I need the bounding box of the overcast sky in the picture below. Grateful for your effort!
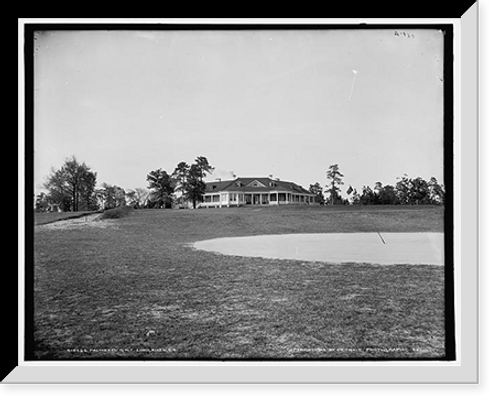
[33,28,444,195]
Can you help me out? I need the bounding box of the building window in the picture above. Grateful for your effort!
[270,193,277,202]
[213,195,220,203]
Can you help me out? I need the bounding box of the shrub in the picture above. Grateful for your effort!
[99,206,132,220]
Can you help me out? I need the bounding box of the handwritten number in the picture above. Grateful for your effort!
[394,31,415,39]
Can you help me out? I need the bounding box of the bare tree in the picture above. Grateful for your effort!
[44,156,97,211]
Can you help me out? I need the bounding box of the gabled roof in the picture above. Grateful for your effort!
[246,179,268,188]
[205,180,234,193]
[204,177,313,195]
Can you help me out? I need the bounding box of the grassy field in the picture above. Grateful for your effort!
[32,205,446,360]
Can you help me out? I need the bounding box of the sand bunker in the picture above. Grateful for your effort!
[40,213,116,230]
[193,233,444,265]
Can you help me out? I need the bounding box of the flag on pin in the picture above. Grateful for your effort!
[346,185,353,195]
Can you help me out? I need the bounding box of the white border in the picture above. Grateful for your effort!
[10,13,478,383]
[18,19,26,369]
[454,11,463,368]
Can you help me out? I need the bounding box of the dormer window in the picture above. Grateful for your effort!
[247,179,267,188]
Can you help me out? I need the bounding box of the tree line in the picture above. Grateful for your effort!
[35,157,444,213]
[35,156,215,212]
[308,164,445,206]
[144,156,214,209]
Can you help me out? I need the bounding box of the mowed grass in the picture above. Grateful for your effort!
[33,205,446,360]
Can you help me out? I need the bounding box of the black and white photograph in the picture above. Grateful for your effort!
[26,22,455,364]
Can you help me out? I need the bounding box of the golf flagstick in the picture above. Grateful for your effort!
[348,70,358,102]
[377,231,386,244]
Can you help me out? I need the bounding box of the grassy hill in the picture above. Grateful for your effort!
[32,205,447,360]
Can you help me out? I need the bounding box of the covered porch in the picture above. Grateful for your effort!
[200,192,245,208]
[199,191,316,208]
[245,192,315,205]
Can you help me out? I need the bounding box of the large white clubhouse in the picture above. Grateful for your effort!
[199,177,316,208]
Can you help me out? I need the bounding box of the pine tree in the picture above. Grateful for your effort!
[325,164,344,205]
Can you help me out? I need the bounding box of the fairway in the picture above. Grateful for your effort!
[32,205,446,360]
